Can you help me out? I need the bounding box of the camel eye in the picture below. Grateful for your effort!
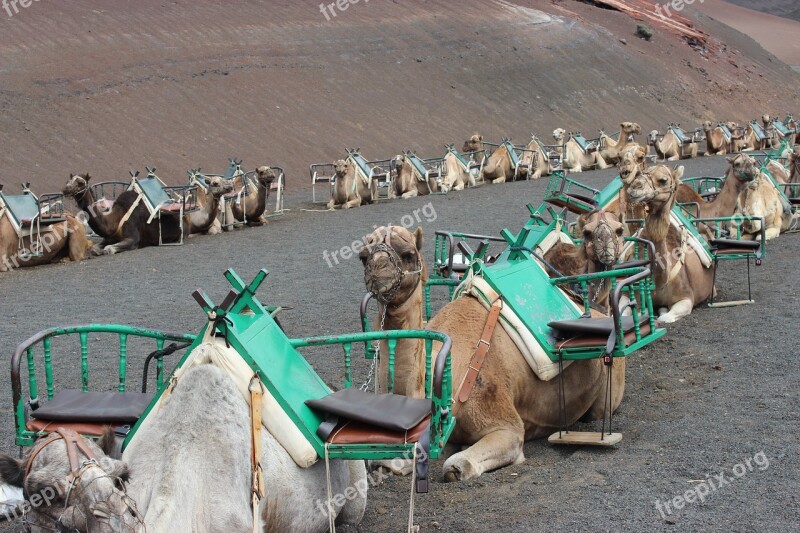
[401,251,415,262]
[616,227,624,236]
[582,230,592,239]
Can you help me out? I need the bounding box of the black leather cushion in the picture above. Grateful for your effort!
[548,315,649,338]
[306,388,432,434]
[31,390,153,423]
[710,238,760,250]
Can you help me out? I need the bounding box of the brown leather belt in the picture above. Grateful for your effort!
[453,298,503,414]
[24,427,99,482]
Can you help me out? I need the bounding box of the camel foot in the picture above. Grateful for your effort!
[368,458,413,477]
[103,245,119,255]
[442,456,478,483]
[765,228,780,240]
[90,244,105,256]
[246,221,264,227]
[657,299,694,324]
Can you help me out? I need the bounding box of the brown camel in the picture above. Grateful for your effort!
[327,159,377,209]
[524,135,559,180]
[0,184,90,272]
[648,127,698,161]
[553,129,608,173]
[702,121,733,156]
[739,122,767,152]
[625,165,714,323]
[789,146,800,184]
[227,166,274,226]
[63,173,185,254]
[599,122,642,165]
[186,175,234,235]
[737,169,797,240]
[359,226,625,481]
[441,146,477,192]
[479,141,516,183]
[543,210,625,308]
[391,153,440,198]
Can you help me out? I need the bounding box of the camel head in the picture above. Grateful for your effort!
[62,173,92,197]
[647,130,659,145]
[621,122,641,140]
[359,226,425,306]
[204,175,234,198]
[552,128,566,143]
[333,159,349,179]
[626,165,683,210]
[255,166,275,187]
[726,153,759,183]
[462,133,483,154]
[0,428,141,532]
[790,146,800,174]
[578,210,625,267]
[392,154,405,173]
[701,120,713,132]
[761,114,771,126]
[618,145,648,184]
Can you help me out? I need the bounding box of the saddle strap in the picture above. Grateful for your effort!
[117,194,143,233]
[454,298,503,413]
[249,374,265,533]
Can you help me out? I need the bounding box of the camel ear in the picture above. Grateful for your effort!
[0,183,3,192]
[0,454,23,487]
[413,227,424,251]
[478,135,483,141]
[617,211,625,224]
[84,173,91,182]
[97,426,117,457]
[576,212,588,231]
[69,173,74,178]
[673,166,685,181]
[204,177,212,185]
[726,155,737,164]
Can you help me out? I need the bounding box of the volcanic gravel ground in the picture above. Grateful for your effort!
[1,156,799,531]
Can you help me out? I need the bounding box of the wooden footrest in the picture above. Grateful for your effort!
[548,431,622,446]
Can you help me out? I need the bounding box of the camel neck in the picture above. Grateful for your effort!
[380,285,424,331]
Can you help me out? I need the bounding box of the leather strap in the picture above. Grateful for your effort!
[24,427,99,481]
[453,298,503,413]
[249,374,265,533]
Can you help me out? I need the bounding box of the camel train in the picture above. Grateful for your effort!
[0,112,798,531]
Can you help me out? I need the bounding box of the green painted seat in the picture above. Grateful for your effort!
[750,122,767,141]
[406,153,430,181]
[670,126,691,144]
[349,152,373,182]
[718,124,733,142]
[772,120,791,136]
[137,177,174,210]
[503,140,521,169]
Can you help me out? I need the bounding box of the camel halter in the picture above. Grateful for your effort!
[22,428,144,533]
[364,229,423,305]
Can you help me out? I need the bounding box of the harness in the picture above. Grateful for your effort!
[363,228,423,305]
[23,427,144,532]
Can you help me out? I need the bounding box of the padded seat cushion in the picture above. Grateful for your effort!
[26,419,122,436]
[31,390,153,424]
[548,315,649,338]
[325,416,430,445]
[555,324,652,349]
[306,388,432,434]
[710,238,760,250]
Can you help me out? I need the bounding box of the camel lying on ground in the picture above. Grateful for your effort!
[625,165,714,323]
[186,175,234,235]
[702,121,733,156]
[599,122,642,165]
[328,159,377,209]
[553,128,608,173]
[441,146,477,192]
[226,166,275,227]
[648,127,698,161]
[737,168,797,240]
[358,224,625,482]
[0,183,91,272]
[63,173,185,255]
[391,153,440,198]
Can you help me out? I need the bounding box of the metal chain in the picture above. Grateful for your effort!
[361,304,387,392]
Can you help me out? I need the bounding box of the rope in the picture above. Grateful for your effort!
[324,444,336,533]
[407,446,418,533]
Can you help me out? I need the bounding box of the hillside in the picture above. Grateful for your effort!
[0,0,798,194]
[725,0,800,22]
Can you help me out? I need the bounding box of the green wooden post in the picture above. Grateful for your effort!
[156,338,165,390]
[425,338,433,398]
[79,331,89,392]
[342,342,352,389]
[118,333,128,392]
[25,347,38,404]
[43,337,54,400]
[387,338,397,393]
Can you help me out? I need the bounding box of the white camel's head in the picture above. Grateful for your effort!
[333,159,349,178]
[626,165,684,209]
[648,130,659,143]
[552,128,566,142]
[205,175,234,198]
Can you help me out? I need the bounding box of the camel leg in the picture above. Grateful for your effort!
[207,218,222,235]
[657,298,694,324]
[765,227,780,240]
[336,461,368,526]
[442,428,524,482]
[492,177,506,184]
[327,199,337,210]
[595,154,608,170]
[368,458,413,477]
[401,190,419,199]
[343,198,361,209]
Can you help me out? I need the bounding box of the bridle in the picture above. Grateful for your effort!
[22,428,144,533]
[590,211,623,266]
[65,177,91,201]
[364,228,423,304]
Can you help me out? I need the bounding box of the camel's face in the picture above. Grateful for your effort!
[647,130,659,143]
[626,165,682,209]
[334,160,348,178]
[727,154,758,183]
[62,173,91,197]
[256,166,276,187]
[620,122,641,137]
[618,148,646,184]
[462,134,483,153]
[580,211,624,266]
[762,114,771,126]
[790,147,800,171]
[702,121,713,132]
[205,175,234,198]
[11,440,140,532]
[552,128,565,141]
[359,226,423,305]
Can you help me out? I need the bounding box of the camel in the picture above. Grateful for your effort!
[524,135,559,180]
[441,145,477,192]
[765,159,791,184]
[0,184,91,272]
[391,153,440,198]
[599,122,642,165]
[739,122,767,152]
[0,427,142,532]
[1,363,368,532]
[359,226,625,481]
[328,159,377,209]
[478,141,517,183]
[553,128,608,173]
[461,133,484,158]
[702,121,733,156]
[186,175,234,235]
[789,146,800,183]
[625,165,714,323]
[648,127,698,161]
[227,166,275,227]
[63,173,185,255]
[543,210,625,308]
[737,169,797,240]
